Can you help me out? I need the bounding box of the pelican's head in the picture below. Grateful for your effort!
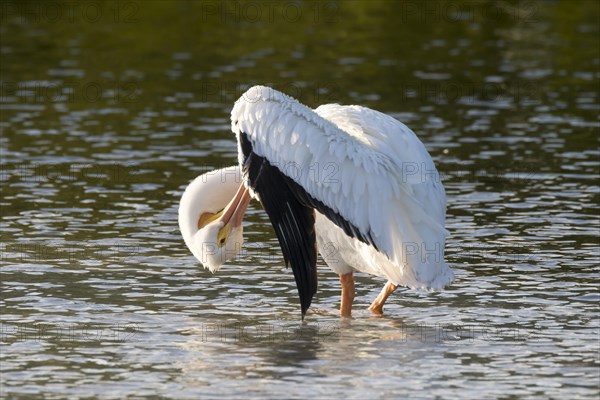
[178,166,251,272]
[193,218,244,271]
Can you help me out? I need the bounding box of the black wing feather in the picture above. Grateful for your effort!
[242,142,318,318]
[238,130,379,317]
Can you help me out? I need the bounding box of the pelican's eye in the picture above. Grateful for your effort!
[217,224,231,248]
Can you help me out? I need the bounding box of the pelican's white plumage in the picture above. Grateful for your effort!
[231,85,452,290]
[178,166,245,272]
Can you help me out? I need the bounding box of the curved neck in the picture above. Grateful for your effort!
[178,166,242,242]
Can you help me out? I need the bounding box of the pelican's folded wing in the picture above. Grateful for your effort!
[232,85,453,291]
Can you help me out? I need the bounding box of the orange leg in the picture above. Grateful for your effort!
[339,272,355,317]
[369,280,398,314]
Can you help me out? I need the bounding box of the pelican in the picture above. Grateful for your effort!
[179,85,453,318]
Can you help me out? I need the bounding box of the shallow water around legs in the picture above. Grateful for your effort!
[1,1,598,398]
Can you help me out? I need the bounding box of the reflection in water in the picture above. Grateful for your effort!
[1,0,599,398]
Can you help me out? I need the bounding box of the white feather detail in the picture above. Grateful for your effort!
[231,85,452,289]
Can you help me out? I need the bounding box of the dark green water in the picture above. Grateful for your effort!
[1,1,599,398]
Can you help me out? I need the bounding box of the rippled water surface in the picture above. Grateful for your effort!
[1,1,599,398]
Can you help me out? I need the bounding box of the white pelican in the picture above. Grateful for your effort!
[179,85,453,318]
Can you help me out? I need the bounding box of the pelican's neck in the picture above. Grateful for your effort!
[178,166,242,245]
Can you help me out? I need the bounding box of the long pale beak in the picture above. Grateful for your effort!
[217,183,251,229]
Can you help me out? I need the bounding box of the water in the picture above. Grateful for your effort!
[1,1,599,398]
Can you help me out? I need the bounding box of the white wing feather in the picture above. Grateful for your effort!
[231,85,452,289]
